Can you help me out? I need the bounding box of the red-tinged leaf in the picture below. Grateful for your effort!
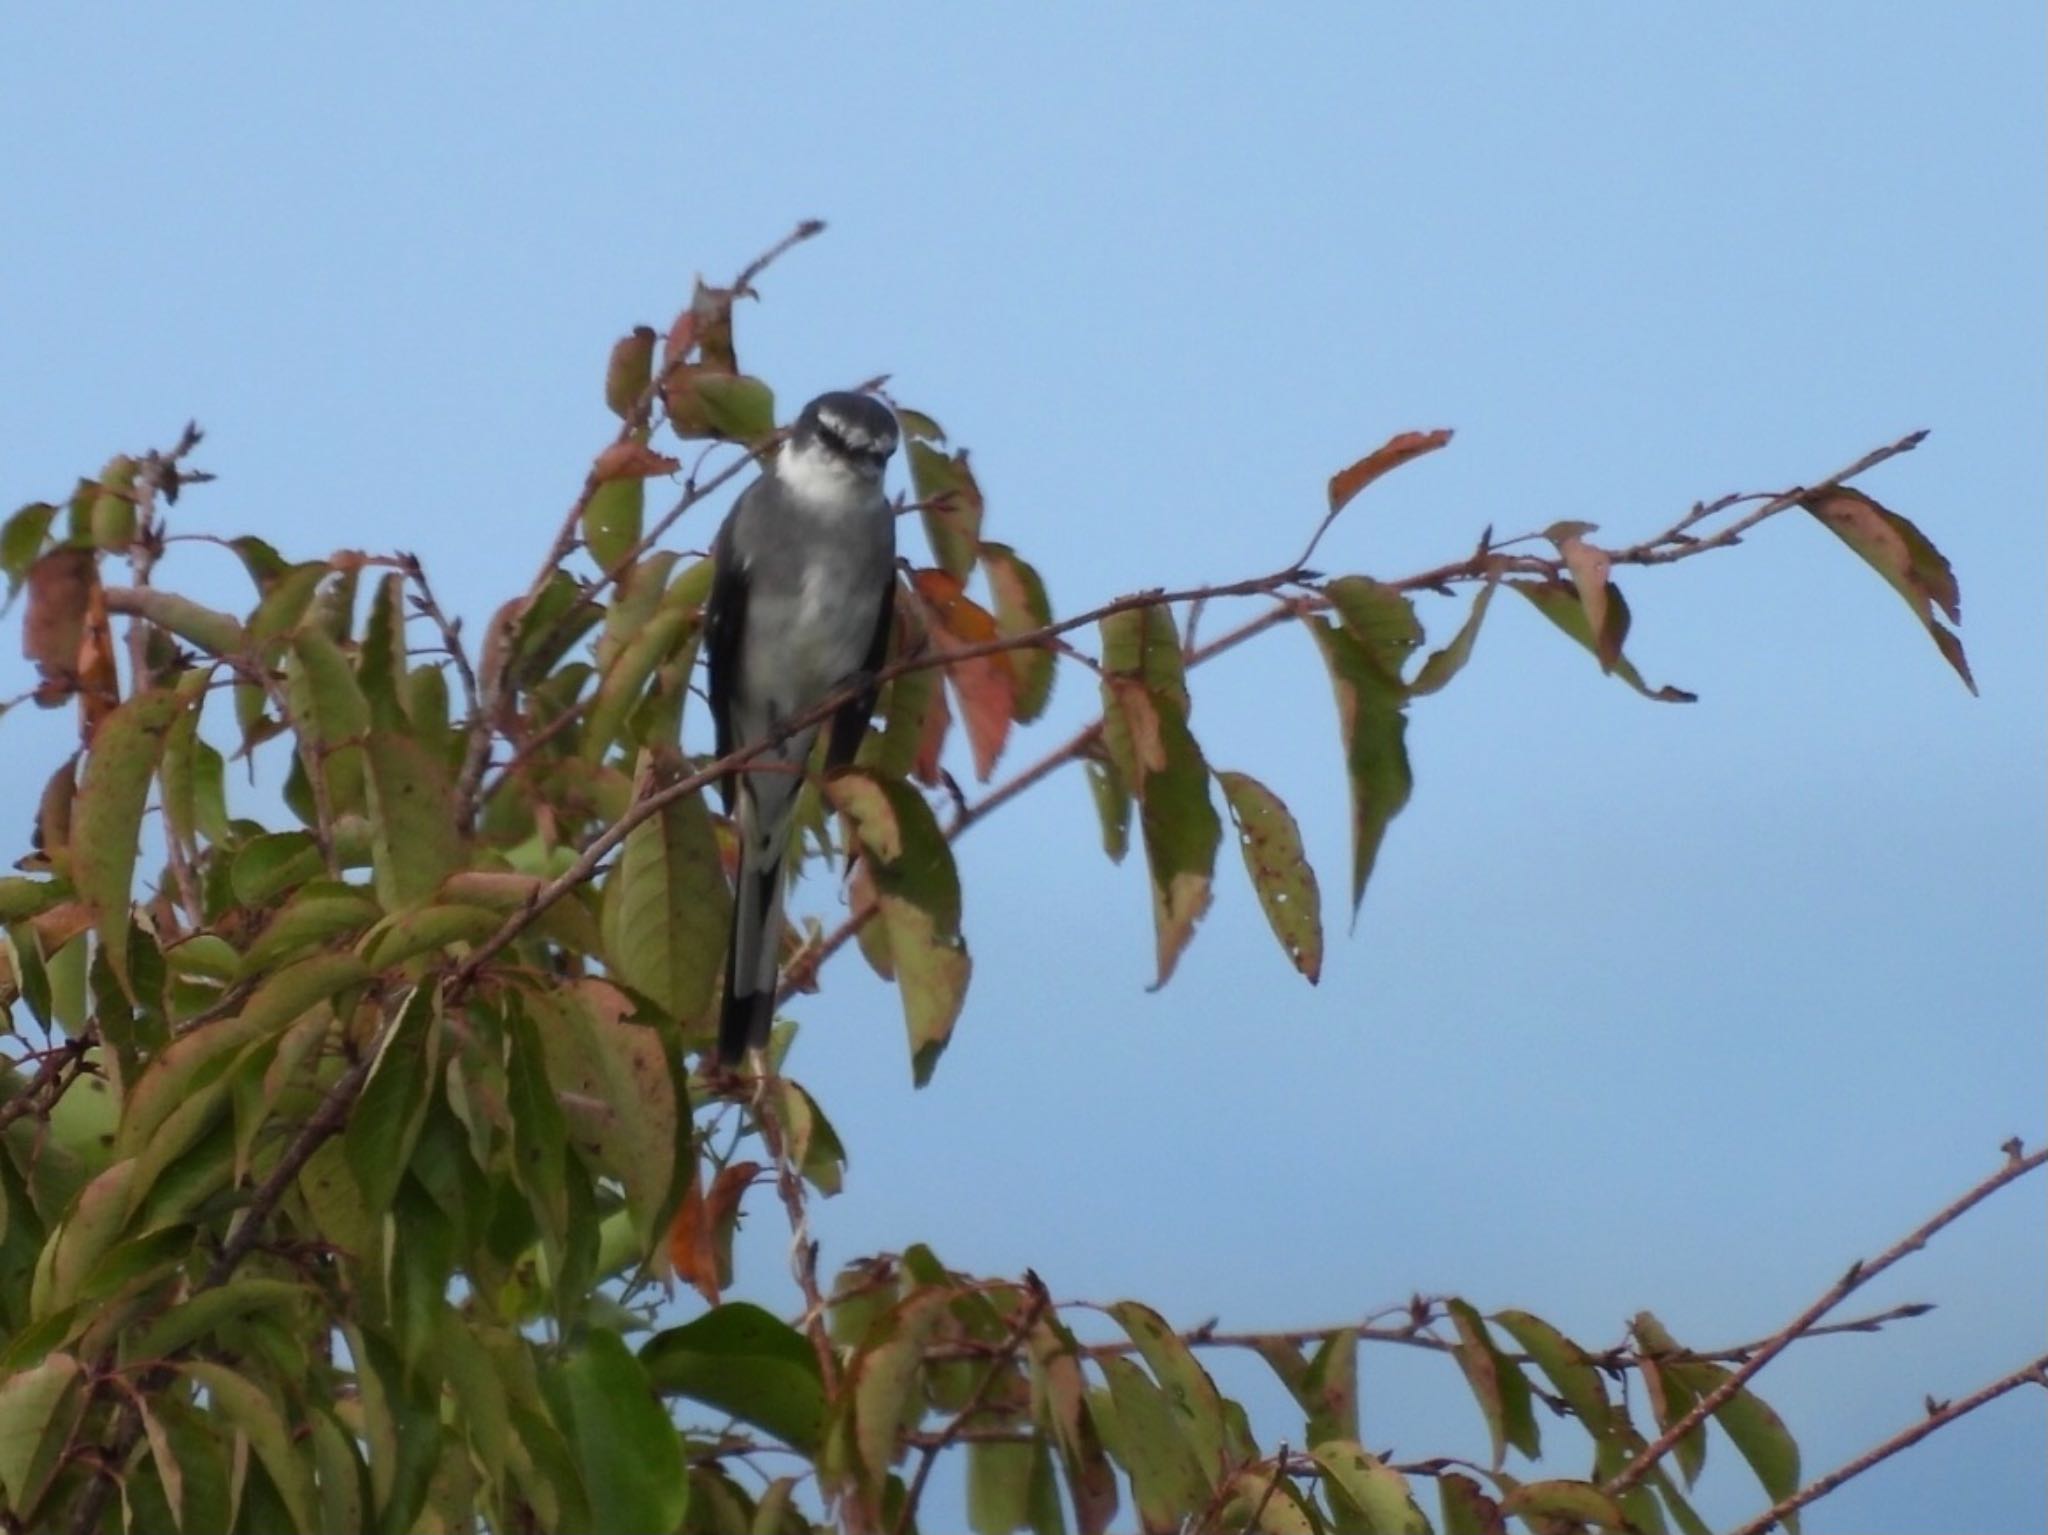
[827,772,970,1085]
[1439,1471,1508,1535]
[1327,427,1454,516]
[591,439,681,483]
[1025,1314,1118,1535]
[1217,769,1323,982]
[666,1159,758,1305]
[21,546,95,707]
[73,689,184,992]
[1508,579,1698,703]
[908,440,985,579]
[1411,579,1497,696]
[981,541,1056,722]
[1307,616,1412,923]
[911,568,1013,781]
[605,325,658,419]
[1802,485,1973,692]
[76,571,120,741]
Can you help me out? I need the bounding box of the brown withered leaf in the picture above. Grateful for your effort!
[605,325,658,419]
[910,569,1012,780]
[1545,521,1620,672]
[1801,485,1974,693]
[23,547,95,704]
[591,440,683,483]
[1327,427,1454,516]
[666,1158,761,1305]
[77,572,120,743]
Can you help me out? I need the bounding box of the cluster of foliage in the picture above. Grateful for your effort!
[0,228,2013,1535]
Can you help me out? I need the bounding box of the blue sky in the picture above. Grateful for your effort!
[3,7,2041,1531]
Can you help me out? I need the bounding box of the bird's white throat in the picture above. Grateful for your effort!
[774,439,876,511]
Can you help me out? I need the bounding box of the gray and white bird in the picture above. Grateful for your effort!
[706,390,900,1065]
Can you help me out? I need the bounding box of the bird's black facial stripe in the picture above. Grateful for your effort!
[815,418,894,467]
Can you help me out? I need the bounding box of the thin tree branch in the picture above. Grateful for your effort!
[1605,1140,2047,1497]
[1724,1352,2048,1535]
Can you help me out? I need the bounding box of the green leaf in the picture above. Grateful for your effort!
[119,588,246,655]
[1,502,56,601]
[583,475,643,573]
[247,560,331,651]
[231,831,326,906]
[1508,579,1697,702]
[581,607,690,762]
[968,1437,1038,1535]
[827,771,971,1087]
[160,713,229,851]
[1410,579,1497,696]
[238,884,383,976]
[1491,1309,1612,1438]
[345,987,440,1217]
[1307,616,1412,924]
[1216,769,1323,983]
[557,1328,689,1533]
[529,983,683,1245]
[308,1407,368,1535]
[132,1277,307,1361]
[601,773,726,1025]
[1084,756,1131,865]
[667,373,777,442]
[182,1360,317,1533]
[848,1287,950,1503]
[1803,484,1972,692]
[1670,1361,1801,1528]
[364,727,462,908]
[1108,1300,1227,1486]
[1300,1329,1359,1446]
[1310,1440,1431,1535]
[1632,1313,1708,1487]
[0,877,73,924]
[88,457,138,551]
[357,573,410,721]
[505,999,568,1266]
[1095,1355,1208,1533]
[907,440,984,579]
[357,903,499,970]
[73,688,184,990]
[773,1077,847,1197]
[1500,1479,1632,1531]
[1324,577,1421,680]
[289,629,371,813]
[643,1302,826,1451]
[114,953,368,1162]
[0,1350,82,1521]
[981,541,1056,722]
[1446,1299,1539,1469]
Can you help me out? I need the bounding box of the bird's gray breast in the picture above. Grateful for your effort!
[732,488,892,731]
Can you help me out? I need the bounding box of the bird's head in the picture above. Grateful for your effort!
[778,391,900,494]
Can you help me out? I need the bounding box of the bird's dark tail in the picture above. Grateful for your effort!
[717,785,790,1066]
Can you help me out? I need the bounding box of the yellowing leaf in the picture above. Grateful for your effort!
[1803,485,1973,693]
[1217,770,1322,982]
[72,688,184,991]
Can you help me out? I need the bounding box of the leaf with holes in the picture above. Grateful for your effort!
[1216,769,1323,982]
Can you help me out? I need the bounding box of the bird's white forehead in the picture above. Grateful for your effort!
[816,405,895,452]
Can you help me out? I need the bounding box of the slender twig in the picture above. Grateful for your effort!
[1605,1141,2047,1497]
[0,1030,98,1136]
[1724,1353,2048,1535]
[400,551,478,725]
